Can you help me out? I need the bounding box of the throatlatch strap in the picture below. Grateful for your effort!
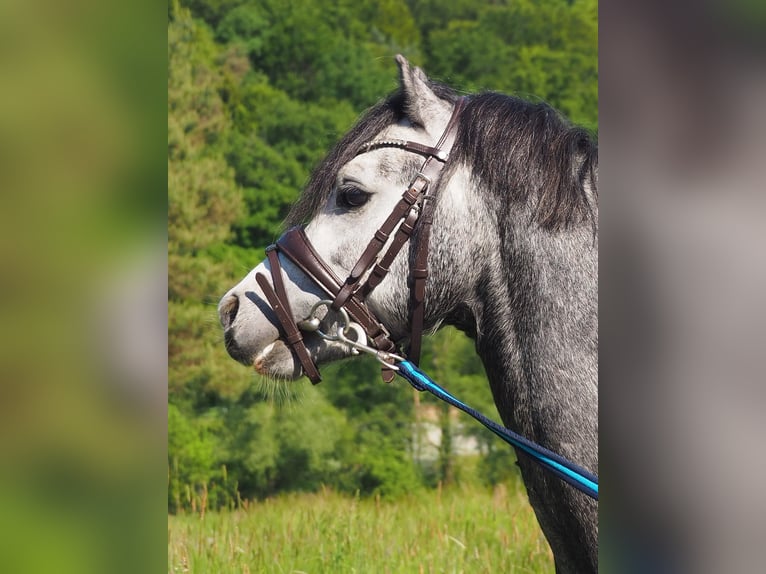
[407,96,467,364]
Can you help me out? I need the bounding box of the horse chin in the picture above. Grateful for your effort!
[253,337,357,382]
[252,340,303,381]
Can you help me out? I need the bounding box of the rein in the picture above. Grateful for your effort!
[255,95,599,500]
[396,362,599,500]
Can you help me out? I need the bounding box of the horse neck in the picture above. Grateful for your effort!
[454,208,598,467]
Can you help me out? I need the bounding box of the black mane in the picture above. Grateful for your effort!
[453,93,597,231]
[286,85,597,231]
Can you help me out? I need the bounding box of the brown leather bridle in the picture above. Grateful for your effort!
[255,97,467,384]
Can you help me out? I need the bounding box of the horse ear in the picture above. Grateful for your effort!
[395,54,450,131]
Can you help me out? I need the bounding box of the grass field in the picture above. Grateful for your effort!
[168,481,553,573]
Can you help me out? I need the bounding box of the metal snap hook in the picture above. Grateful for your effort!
[298,300,402,368]
[336,323,403,370]
[340,322,368,355]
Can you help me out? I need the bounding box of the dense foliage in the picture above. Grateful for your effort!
[168,0,597,512]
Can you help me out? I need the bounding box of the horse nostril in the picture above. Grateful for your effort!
[219,295,240,330]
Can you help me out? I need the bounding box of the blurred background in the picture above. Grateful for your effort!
[600,1,766,572]
[0,0,166,573]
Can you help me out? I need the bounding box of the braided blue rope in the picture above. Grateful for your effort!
[397,360,598,500]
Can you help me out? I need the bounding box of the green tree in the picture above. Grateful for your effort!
[418,0,598,129]
[419,327,521,487]
[319,358,421,497]
[168,7,244,300]
[223,76,357,247]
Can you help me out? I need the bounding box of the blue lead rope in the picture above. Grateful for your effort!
[397,360,598,500]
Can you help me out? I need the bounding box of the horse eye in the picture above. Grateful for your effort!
[336,186,371,209]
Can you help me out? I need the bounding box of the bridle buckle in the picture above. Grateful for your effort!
[410,171,432,193]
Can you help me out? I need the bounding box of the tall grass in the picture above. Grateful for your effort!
[168,481,553,573]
